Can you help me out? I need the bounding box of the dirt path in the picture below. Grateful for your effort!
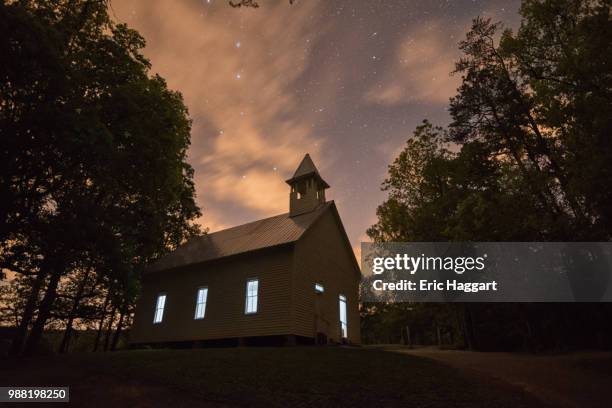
[387,347,612,408]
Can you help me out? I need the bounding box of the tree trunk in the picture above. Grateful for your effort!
[103,303,117,352]
[93,291,110,352]
[110,301,128,351]
[405,325,412,348]
[461,304,476,350]
[9,269,47,356]
[23,263,64,356]
[59,269,91,353]
[519,303,535,351]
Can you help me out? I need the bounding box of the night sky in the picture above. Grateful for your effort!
[112,0,521,255]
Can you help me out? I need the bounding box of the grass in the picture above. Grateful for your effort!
[570,355,612,376]
[1,347,551,407]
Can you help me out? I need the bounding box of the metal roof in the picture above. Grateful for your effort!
[147,202,332,273]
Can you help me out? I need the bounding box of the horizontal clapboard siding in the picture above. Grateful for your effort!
[131,246,293,344]
[292,208,361,344]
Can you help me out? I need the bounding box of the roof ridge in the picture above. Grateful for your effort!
[206,201,333,236]
[206,211,289,236]
[146,202,334,273]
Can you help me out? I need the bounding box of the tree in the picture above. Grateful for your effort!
[1,0,201,356]
[449,1,612,240]
[505,0,612,236]
[367,0,612,350]
[368,120,549,242]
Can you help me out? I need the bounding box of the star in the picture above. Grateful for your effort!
[112,0,526,259]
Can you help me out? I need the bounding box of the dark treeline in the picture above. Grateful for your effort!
[364,0,612,351]
[0,0,201,356]
[361,303,612,351]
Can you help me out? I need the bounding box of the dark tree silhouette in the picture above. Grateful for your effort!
[1,0,201,356]
[367,0,612,350]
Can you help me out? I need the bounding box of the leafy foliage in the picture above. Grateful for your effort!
[367,0,612,350]
[0,0,201,354]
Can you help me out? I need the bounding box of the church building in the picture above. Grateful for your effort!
[130,154,361,347]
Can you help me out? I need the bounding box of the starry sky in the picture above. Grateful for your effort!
[111,0,521,255]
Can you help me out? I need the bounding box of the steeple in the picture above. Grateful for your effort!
[286,154,329,217]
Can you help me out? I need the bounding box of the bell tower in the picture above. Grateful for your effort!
[286,154,329,217]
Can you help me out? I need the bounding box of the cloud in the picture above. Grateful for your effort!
[364,22,462,106]
[109,1,521,249]
[112,0,327,225]
[205,167,288,214]
[194,208,228,233]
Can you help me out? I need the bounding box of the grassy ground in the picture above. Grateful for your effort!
[1,347,553,407]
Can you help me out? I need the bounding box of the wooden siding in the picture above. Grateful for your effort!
[130,246,293,344]
[292,208,361,344]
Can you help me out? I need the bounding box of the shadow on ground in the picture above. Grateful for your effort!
[1,347,560,407]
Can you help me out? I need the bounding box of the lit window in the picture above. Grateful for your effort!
[194,287,208,319]
[339,294,347,338]
[245,279,259,314]
[153,294,166,324]
[315,283,325,294]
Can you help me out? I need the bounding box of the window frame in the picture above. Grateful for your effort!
[194,286,208,320]
[244,278,259,315]
[339,294,348,339]
[153,293,167,324]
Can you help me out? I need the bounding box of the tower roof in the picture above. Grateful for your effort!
[285,153,330,188]
[292,153,320,178]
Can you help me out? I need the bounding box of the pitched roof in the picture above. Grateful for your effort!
[292,153,320,178]
[286,153,330,188]
[147,202,333,273]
